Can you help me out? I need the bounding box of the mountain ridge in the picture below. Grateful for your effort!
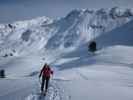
[0,7,133,57]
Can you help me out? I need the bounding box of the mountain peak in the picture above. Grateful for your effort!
[0,7,133,56]
[109,7,133,18]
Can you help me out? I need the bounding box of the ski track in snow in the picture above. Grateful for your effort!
[25,80,69,100]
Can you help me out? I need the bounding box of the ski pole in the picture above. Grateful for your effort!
[39,77,41,85]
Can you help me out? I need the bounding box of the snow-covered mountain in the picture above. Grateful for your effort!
[0,7,133,100]
[45,7,133,49]
[0,7,133,57]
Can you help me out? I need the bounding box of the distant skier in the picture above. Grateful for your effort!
[39,63,53,94]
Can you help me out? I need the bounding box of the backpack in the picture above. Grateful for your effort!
[43,66,51,77]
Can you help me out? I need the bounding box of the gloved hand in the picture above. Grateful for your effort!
[51,71,53,74]
[39,74,41,78]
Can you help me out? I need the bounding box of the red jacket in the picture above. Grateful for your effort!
[40,64,53,78]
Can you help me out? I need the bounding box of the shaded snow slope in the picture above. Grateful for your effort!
[54,45,133,70]
[0,77,37,100]
[96,19,133,48]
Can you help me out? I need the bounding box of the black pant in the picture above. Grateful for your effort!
[41,76,50,92]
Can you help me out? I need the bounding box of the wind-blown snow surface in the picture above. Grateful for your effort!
[0,7,133,100]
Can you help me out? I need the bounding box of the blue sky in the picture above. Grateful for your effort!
[0,0,132,23]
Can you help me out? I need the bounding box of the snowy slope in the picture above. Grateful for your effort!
[96,18,133,48]
[0,7,133,57]
[0,45,133,100]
